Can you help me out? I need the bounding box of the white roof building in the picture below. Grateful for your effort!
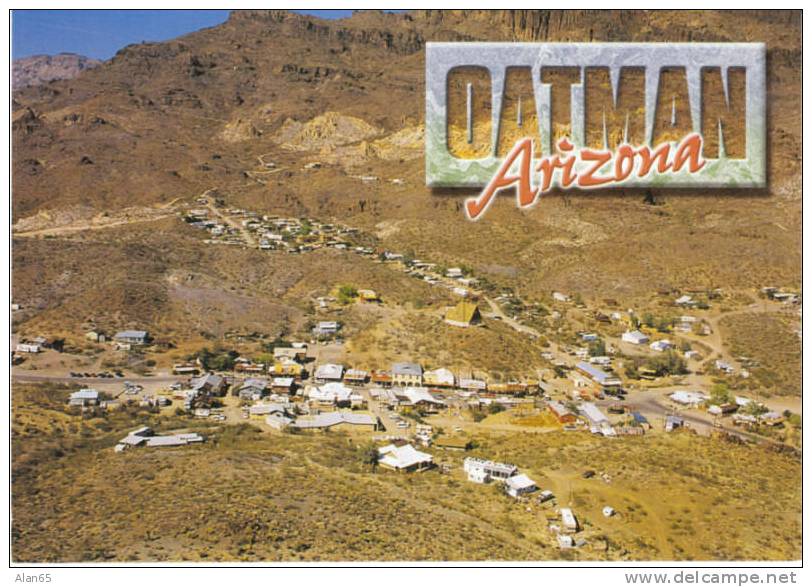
[669,391,708,406]
[292,412,378,430]
[561,508,579,531]
[401,386,446,407]
[308,381,352,404]
[314,363,344,381]
[505,474,538,498]
[69,389,99,405]
[650,339,673,352]
[423,367,456,387]
[622,330,649,345]
[378,444,432,471]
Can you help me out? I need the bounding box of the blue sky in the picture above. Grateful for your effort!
[11,10,356,60]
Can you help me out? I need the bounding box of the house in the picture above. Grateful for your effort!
[458,378,487,393]
[234,359,265,374]
[423,368,456,388]
[505,474,538,498]
[576,362,622,392]
[561,508,579,532]
[343,369,369,385]
[15,343,40,353]
[308,382,353,406]
[675,295,696,307]
[580,402,610,426]
[391,362,423,387]
[547,401,577,424]
[552,292,569,302]
[115,426,204,451]
[173,362,200,375]
[273,347,307,362]
[622,330,649,345]
[463,457,518,483]
[113,330,149,345]
[650,339,673,352]
[237,378,269,399]
[715,360,735,374]
[271,358,305,378]
[249,403,289,418]
[292,412,379,431]
[631,412,651,429]
[314,363,344,383]
[371,370,392,387]
[444,301,482,327]
[669,391,708,406]
[557,535,575,549]
[378,443,433,472]
[190,373,226,396]
[85,331,106,343]
[271,377,295,394]
[312,321,340,337]
[399,387,446,411]
[446,267,464,278]
[69,388,99,407]
[665,415,685,432]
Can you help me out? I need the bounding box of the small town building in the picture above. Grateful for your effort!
[458,378,487,392]
[173,362,200,375]
[237,378,269,399]
[292,412,379,432]
[271,377,295,394]
[575,362,622,392]
[505,474,538,498]
[378,443,433,472]
[15,343,40,353]
[113,330,149,345]
[371,370,392,387]
[650,339,673,352]
[308,381,353,407]
[669,391,708,406]
[621,330,649,345]
[190,373,227,396]
[463,457,518,484]
[271,358,305,378]
[69,389,99,407]
[391,362,423,387]
[273,346,307,362]
[397,387,446,412]
[547,400,577,424]
[561,508,579,532]
[423,367,456,388]
[312,321,340,337]
[248,403,289,418]
[314,363,345,383]
[85,331,106,343]
[343,369,369,385]
[444,301,482,328]
[665,415,685,431]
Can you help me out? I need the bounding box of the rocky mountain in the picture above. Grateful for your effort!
[11,9,802,335]
[12,52,101,89]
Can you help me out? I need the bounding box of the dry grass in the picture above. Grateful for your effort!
[12,382,801,562]
[719,312,801,396]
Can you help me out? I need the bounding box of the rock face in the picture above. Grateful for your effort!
[274,112,382,151]
[12,53,100,89]
[9,10,801,220]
